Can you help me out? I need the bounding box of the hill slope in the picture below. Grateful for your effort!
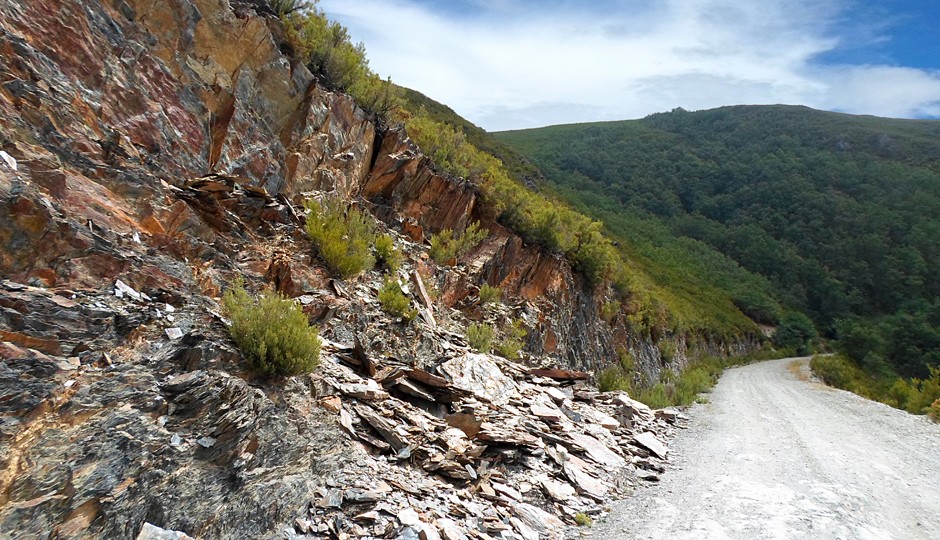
[496,105,940,378]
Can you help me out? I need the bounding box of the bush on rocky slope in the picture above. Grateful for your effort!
[378,279,418,322]
[428,221,487,264]
[305,197,376,278]
[222,278,322,376]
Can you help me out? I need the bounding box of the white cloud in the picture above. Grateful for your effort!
[320,0,940,131]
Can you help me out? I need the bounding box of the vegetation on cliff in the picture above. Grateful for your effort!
[282,3,402,120]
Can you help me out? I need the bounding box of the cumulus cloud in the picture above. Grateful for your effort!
[320,0,940,130]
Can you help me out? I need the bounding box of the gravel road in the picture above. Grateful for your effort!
[590,357,940,540]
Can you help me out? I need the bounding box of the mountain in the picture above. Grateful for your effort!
[496,105,940,378]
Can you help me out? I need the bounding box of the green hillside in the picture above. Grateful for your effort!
[496,105,940,379]
[398,89,775,339]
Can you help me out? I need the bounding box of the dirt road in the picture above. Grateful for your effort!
[591,358,940,540]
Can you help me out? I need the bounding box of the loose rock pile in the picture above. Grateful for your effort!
[295,339,682,540]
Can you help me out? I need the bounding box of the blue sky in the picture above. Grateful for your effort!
[320,0,940,131]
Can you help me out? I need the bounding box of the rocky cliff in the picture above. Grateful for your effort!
[0,1,741,538]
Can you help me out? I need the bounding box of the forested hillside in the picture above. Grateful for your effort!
[496,106,940,380]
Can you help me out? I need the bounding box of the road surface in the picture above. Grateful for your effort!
[591,358,940,540]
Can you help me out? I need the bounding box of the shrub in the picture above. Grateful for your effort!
[597,366,632,393]
[378,279,417,322]
[478,283,502,305]
[495,319,526,360]
[600,300,621,323]
[282,9,402,119]
[573,513,593,527]
[428,221,487,264]
[928,399,940,423]
[773,313,817,355]
[222,278,321,376]
[268,0,312,16]
[305,198,376,278]
[374,233,403,274]
[659,341,677,364]
[466,322,494,353]
[636,383,673,409]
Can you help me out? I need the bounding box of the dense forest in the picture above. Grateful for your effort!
[496,106,940,381]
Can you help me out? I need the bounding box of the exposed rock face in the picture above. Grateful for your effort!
[0,0,752,538]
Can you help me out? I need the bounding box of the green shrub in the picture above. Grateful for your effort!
[773,313,817,355]
[600,300,621,323]
[222,278,321,376]
[478,283,502,305]
[659,341,677,363]
[374,233,403,273]
[636,383,673,409]
[283,9,402,119]
[573,513,593,527]
[305,198,376,278]
[466,322,494,353]
[428,221,487,264]
[495,319,526,360]
[597,366,632,393]
[268,0,311,16]
[378,279,417,322]
[928,399,940,423]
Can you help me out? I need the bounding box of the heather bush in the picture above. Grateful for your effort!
[305,198,375,278]
[478,283,502,305]
[374,233,402,274]
[378,279,417,322]
[466,322,494,353]
[428,221,487,264]
[495,319,526,360]
[222,278,321,376]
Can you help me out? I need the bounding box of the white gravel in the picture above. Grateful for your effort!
[589,357,940,540]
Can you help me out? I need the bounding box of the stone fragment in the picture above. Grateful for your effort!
[530,403,563,423]
[165,328,184,340]
[446,412,483,438]
[439,353,517,405]
[196,436,216,448]
[336,382,389,401]
[398,507,420,527]
[419,523,443,540]
[510,517,539,540]
[512,503,565,536]
[633,432,669,459]
[527,368,590,381]
[544,387,568,404]
[435,518,468,540]
[321,395,342,413]
[136,523,193,540]
[0,150,17,171]
[115,279,143,301]
[356,405,410,451]
[491,482,522,501]
[568,433,625,468]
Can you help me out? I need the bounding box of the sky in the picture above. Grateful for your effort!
[319,0,940,131]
